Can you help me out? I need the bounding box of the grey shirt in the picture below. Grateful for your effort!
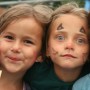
[73,73,90,90]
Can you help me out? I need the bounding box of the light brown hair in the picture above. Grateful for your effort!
[0,3,53,59]
[47,2,89,41]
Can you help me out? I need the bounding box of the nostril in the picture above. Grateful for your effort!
[11,48,21,53]
[65,43,74,50]
[10,41,21,53]
[65,47,73,50]
[10,45,21,53]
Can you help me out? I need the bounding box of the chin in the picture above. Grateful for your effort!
[59,62,76,70]
[4,66,22,73]
[62,65,75,70]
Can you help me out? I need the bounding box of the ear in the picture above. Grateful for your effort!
[36,55,43,62]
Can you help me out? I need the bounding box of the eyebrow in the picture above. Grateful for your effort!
[1,32,14,36]
[80,27,86,34]
[57,23,64,30]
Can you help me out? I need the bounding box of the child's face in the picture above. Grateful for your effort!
[0,18,43,73]
[47,14,89,69]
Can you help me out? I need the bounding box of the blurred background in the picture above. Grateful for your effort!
[0,0,90,14]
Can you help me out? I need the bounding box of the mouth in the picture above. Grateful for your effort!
[60,54,77,58]
[7,56,21,61]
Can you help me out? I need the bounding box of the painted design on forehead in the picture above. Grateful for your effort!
[80,27,86,34]
[57,23,64,30]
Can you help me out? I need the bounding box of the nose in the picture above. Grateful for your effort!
[65,39,74,51]
[11,41,21,53]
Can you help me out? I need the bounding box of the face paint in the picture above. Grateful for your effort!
[47,14,89,70]
[51,47,62,58]
[51,48,58,55]
[80,27,86,34]
[57,23,64,30]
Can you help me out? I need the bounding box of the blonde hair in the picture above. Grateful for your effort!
[0,3,53,33]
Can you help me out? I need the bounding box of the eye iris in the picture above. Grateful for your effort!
[77,38,85,44]
[58,36,64,40]
[78,39,83,43]
[25,40,30,43]
[5,36,13,39]
[8,36,13,39]
[24,40,33,44]
[25,40,29,43]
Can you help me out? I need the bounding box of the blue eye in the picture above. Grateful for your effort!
[57,35,65,41]
[76,38,87,45]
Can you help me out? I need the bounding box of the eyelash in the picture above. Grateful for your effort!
[4,35,14,40]
[56,35,65,41]
[24,40,34,45]
[3,35,34,45]
[76,38,88,45]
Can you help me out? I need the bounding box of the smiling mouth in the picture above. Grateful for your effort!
[60,54,77,58]
[7,56,21,61]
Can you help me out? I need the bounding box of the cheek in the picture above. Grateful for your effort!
[0,45,5,54]
[81,52,88,63]
[48,42,62,55]
[48,46,60,60]
[78,48,89,63]
[26,50,39,62]
[48,42,63,55]
[32,52,39,62]
[0,41,10,53]
[23,51,39,70]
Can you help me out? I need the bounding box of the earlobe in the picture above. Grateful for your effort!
[36,56,43,62]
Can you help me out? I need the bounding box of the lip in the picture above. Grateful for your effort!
[61,54,77,58]
[7,56,21,61]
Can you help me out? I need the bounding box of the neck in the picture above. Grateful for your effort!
[0,68,25,90]
[54,64,82,82]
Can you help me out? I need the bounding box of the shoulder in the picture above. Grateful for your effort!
[73,73,90,90]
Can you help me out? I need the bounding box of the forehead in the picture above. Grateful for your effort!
[3,18,43,36]
[50,14,88,34]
